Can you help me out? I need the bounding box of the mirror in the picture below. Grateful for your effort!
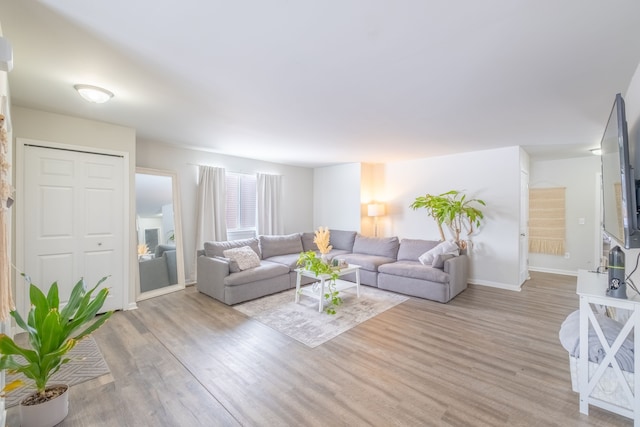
[135,168,185,299]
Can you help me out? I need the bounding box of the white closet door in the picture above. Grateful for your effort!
[23,145,124,313]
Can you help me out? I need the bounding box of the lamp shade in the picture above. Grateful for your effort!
[367,203,385,217]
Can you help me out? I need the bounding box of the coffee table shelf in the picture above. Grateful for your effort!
[295,264,361,312]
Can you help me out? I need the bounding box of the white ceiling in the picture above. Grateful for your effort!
[1,1,640,167]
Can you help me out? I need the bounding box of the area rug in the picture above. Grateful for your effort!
[234,286,408,348]
[4,336,111,407]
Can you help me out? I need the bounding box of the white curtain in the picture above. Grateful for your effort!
[195,165,227,253]
[257,173,283,235]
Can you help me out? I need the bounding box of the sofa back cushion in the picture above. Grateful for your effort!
[397,239,439,261]
[352,235,399,259]
[259,233,303,259]
[329,229,357,251]
[204,237,260,258]
[301,232,316,252]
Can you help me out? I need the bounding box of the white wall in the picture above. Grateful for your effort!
[312,148,522,288]
[385,146,522,288]
[11,106,138,307]
[313,163,362,231]
[528,156,601,275]
[136,138,314,282]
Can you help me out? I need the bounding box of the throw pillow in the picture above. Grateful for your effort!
[418,241,459,265]
[223,246,261,271]
[432,253,455,269]
[215,256,241,273]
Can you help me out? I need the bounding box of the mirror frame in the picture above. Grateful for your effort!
[135,167,185,300]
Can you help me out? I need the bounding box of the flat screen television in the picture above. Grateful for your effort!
[601,93,640,248]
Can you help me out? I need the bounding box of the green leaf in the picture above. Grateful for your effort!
[46,282,59,313]
[39,310,63,355]
[29,284,49,330]
[72,311,114,341]
[0,335,38,362]
[60,278,87,322]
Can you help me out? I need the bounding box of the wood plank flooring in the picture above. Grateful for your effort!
[6,272,632,426]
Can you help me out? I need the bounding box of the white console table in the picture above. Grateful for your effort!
[576,269,640,425]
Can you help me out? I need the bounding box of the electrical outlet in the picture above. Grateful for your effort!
[564,252,570,259]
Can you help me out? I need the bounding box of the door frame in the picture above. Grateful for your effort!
[15,138,131,318]
[519,169,530,286]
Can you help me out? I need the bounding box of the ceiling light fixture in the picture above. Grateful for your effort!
[590,148,602,156]
[74,84,114,104]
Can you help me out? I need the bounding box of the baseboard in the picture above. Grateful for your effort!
[468,279,522,292]
[126,302,138,310]
[528,266,578,277]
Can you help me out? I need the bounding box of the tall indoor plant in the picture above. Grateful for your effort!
[410,190,486,248]
[0,275,114,427]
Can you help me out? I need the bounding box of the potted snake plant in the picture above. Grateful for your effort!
[0,275,114,427]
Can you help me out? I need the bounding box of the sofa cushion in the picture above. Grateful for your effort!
[335,253,395,272]
[352,235,399,259]
[204,238,260,258]
[397,239,439,261]
[301,232,316,251]
[432,254,456,269]
[418,241,459,265]
[224,261,290,286]
[263,253,301,270]
[329,230,357,251]
[378,261,449,284]
[223,246,261,270]
[259,233,303,259]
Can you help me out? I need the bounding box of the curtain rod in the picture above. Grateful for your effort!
[186,163,280,176]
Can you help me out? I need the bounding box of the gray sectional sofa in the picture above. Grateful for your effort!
[196,230,468,305]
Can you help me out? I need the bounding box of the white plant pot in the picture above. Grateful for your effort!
[19,384,69,427]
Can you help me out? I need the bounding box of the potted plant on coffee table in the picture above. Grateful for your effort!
[297,227,343,314]
[0,275,114,427]
[296,251,342,314]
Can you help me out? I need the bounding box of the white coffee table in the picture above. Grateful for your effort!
[295,264,361,312]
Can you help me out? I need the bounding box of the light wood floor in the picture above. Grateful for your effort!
[7,272,632,426]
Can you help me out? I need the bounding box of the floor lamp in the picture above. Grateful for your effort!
[367,203,385,237]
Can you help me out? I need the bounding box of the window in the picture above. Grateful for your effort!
[226,173,256,234]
